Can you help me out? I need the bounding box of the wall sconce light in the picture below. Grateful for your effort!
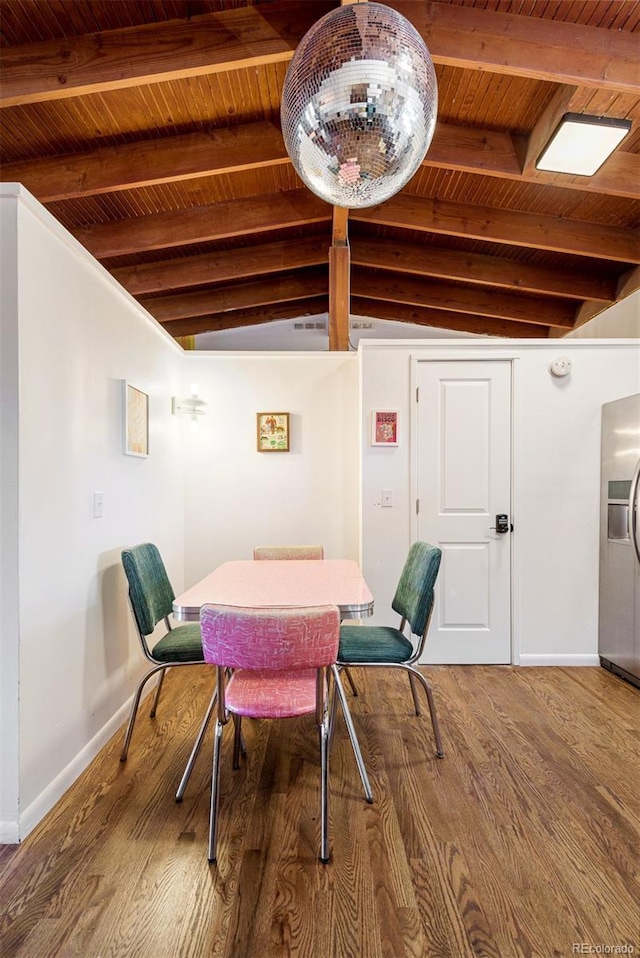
[172,384,206,424]
[536,113,631,176]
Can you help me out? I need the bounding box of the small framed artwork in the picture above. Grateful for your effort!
[122,380,149,457]
[257,412,290,452]
[371,409,399,446]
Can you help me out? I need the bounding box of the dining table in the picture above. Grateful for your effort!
[172,558,374,621]
[171,557,375,804]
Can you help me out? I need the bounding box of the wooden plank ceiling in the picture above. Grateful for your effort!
[1,0,639,345]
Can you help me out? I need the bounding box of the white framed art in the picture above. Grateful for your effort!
[123,380,149,457]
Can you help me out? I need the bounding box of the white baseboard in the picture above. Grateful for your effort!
[17,698,132,843]
[518,654,600,667]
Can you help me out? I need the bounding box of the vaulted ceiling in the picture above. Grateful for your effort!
[1,0,638,346]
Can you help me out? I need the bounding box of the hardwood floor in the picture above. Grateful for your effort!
[1,666,638,958]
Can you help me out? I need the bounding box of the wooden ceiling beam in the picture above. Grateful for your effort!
[517,145,640,200]
[73,190,330,259]
[350,298,547,338]
[561,268,640,336]
[165,315,282,336]
[353,194,640,264]
[75,186,637,266]
[163,294,547,339]
[142,269,327,322]
[148,259,577,329]
[351,237,616,303]
[351,268,574,328]
[431,120,639,200]
[518,85,578,175]
[162,297,329,337]
[402,1,640,94]
[329,206,350,351]
[0,3,332,107]
[5,113,640,203]
[2,1,637,109]
[113,233,616,304]
[0,123,288,201]
[112,236,330,295]
[616,266,640,300]
[4,114,637,202]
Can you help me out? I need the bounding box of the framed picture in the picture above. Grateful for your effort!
[371,409,399,446]
[257,412,290,452]
[123,380,149,457]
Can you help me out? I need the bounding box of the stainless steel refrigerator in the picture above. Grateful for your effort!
[599,393,640,689]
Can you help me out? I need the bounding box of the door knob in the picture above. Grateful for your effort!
[490,514,510,533]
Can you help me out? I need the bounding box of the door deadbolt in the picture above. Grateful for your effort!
[490,514,510,534]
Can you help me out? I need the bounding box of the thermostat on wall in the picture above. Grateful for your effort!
[549,356,572,378]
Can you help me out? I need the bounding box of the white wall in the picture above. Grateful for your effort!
[1,185,187,840]
[359,339,640,666]
[181,351,359,583]
[0,190,21,841]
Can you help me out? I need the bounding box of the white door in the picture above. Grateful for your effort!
[414,360,512,664]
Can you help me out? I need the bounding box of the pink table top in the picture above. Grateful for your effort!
[173,559,374,621]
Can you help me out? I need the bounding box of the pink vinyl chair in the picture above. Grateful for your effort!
[253,545,324,560]
[253,543,360,704]
[200,603,341,864]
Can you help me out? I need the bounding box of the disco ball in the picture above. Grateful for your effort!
[281,2,437,209]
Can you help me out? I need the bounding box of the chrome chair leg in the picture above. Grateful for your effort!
[319,717,330,864]
[149,667,167,717]
[175,685,217,802]
[120,663,167,761]
[331,665,374,804]
[405,665,444,758]
[208,719,224,864]
[327,679,339,751]
[344,668,359,697]
[232,714,243,770]
[408,671,421,716]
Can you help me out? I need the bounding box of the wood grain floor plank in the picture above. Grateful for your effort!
[424,666,639,955]
[322,738,384,958]
[369,698,514,956]
[1,665,638,958]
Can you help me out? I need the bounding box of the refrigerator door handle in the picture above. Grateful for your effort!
[630,456,640,568]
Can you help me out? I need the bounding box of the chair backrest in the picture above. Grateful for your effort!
[200,604,340,671]
[253,545,324,560]
[391,541,442,638]
[121,543,175,636]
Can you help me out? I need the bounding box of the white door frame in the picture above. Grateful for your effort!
[409,355,518,665]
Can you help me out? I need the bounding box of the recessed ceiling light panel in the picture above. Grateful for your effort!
[536,113,631,176]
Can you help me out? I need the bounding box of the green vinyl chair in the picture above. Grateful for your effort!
[120,543,209,770]
[336,541,444,758]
